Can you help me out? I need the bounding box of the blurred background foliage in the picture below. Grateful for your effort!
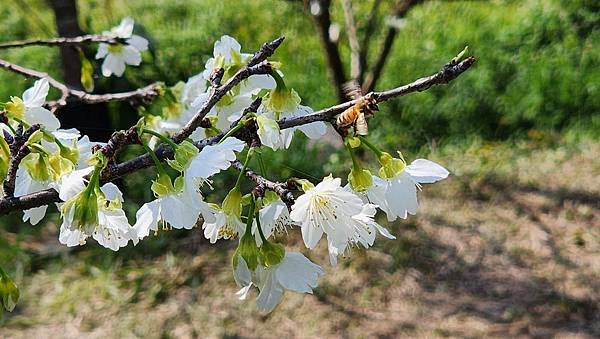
[0,0,599,334]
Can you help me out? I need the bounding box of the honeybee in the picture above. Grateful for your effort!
[335,81,379,136]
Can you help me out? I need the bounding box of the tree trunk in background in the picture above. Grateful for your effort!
[48,0,112,141]
[48,0,83,89]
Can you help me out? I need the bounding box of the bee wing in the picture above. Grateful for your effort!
[342,80,364,100]
[355,112,369,136]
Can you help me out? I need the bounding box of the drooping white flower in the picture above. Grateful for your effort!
[5,79,60,131]
[289,176,364,251]
[235,251,324,313]
[202,35,275,95]
[202,203,245,243]
[14,132,95,225]
[368,158,449,221]
[95,17,149,77]
[252,196,292,246]
[132,183,211,243]
[59,175,133,251]
[327,203,395,265]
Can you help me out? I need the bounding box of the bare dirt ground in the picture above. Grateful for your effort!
[2,139,599,338]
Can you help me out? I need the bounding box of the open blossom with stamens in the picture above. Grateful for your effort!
[367,156,449,221]
[202,203,245,243]
[4,78,60,131]
[327,203,395,265]
[290,176,365,258]
[95,17,149,77]
[234,251,323,313]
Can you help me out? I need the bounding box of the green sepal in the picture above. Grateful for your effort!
[348,166,373,192]
[378,151,406,179]
[259,241,285,268]
[222,187,242,217]
[235,231,260,271]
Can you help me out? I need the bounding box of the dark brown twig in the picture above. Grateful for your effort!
[0,58,160,111]
[232,160,295,206]
[2,124,40,198]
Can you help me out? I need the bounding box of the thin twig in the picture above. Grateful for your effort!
[232,160,295,205]
[0,58,160,111]
[2,124,40,198]
[0,35,119,49]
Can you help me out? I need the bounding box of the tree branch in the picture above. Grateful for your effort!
[358,0,383,82]
[171,36,284,143]
[310,0,347,102]
[232,160,295,206]
[0,35,119,50]
[279,55,476,129]
[362,0,423,93]
[2,124,40,198]
[0,51,475,216]
[0,58,161,111]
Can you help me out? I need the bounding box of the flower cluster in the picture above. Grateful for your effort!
[1,28,450,314]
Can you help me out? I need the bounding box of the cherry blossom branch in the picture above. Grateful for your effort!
[0,51,475,215]
[232,160,296,206]
[0,58,161,111]
[2,124,40,198]
[0,35,119,50]
[279,54,476,129]
[171,37,284,143]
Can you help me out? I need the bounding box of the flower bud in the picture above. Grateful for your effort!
[259,241,285,268]
[264,73,301,113]
[222,187,243,217]
[235,231,260,271]
[348,166,373,192]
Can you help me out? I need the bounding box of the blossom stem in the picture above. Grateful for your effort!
[234,147,254,189]
[141,129,179,150]
[345,140,360,169]
[243,193,256,235]
[219,120,246,144]
[140,141,168,176]
[255,205,269,244]
[358,136,384,158]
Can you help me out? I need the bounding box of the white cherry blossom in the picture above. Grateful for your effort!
[95,17,149,77]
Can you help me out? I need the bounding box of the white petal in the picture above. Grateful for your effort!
[100,183,123,202]
[23,205,47,225]
[213,35,241,61]
[59,222,87,247]
[24,107,60,131]
[186,137,245,179]
[255,270,284,313]
[22,78,49,107]
[276,252,323,293]
[160,194,200,229]
[133,200,161,242]
[127,35,148,52]
[102,54,126,77]
[121,45,142,66]
[95,43,109,59]
[57,167,93,201]
[113,17,134,38]
[405,159,449,184]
